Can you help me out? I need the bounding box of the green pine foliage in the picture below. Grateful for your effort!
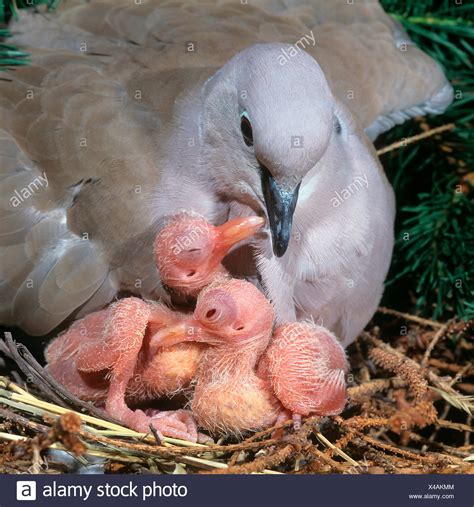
[0,0,58,23]
[379,0,474,320]
[0,0,472,320]
[0,0,58,68]
[0,28,29,67]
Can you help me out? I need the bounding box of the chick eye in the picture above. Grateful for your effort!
[180,247,203,262]
[240,111,253,147]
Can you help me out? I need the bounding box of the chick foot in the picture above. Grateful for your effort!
[143,408,213,443]
[121,408,199,442]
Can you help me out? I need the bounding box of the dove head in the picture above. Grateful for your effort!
[201,43,337,256]
[154,213,264,295]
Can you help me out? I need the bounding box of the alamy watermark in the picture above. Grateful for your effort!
[277,30,316,66]
[331,174,368,208]
[171,223,209,256]
[10,172,49,208]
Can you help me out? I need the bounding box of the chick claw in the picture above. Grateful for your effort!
[146,409,214,443]
[142,409,199,442]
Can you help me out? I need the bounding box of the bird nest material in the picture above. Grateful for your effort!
[0,306,472,475]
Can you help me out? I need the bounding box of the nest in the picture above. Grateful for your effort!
[0,306,472,475]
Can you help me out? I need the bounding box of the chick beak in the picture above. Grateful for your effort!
[215,215,265,254]
[150,320,220,348]
[260,164,301,257]
[151,323,191,349]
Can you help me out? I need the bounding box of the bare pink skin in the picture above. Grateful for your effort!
[46,214,264,442]
[263,322,348,417]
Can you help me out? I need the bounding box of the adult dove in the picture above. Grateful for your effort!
[0,0,453,346]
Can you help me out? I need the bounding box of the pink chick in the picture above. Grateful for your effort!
[46,214,264,442]
[155,278,283,436]
[46,299,202,440]
[263,322,348,418]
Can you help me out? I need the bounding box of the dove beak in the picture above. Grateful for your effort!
[260,164,301,257]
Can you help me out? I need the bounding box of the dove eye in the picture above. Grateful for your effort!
[240,111,253,147]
